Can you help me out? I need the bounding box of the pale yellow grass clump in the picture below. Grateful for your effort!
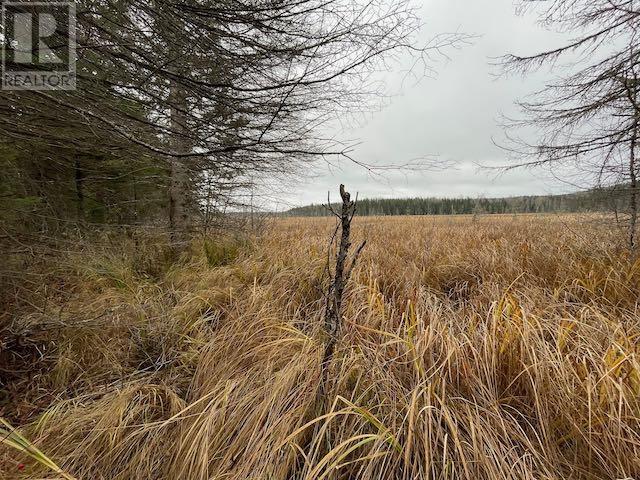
[1,214,639,479]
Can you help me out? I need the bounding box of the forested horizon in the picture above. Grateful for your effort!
[286,188,619,216]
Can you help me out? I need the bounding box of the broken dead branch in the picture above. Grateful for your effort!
[321,184,366,391]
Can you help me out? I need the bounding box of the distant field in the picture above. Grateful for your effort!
[1,214,639,479]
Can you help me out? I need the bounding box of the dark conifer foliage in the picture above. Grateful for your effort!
[0,0,463,234]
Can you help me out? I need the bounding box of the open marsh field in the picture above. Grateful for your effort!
[1,214,639,479]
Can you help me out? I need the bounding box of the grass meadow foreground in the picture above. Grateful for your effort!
[1,214,639,479]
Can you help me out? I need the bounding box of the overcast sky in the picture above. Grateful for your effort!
[272,0,576,210]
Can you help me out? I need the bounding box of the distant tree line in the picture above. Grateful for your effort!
[286,189,618,217]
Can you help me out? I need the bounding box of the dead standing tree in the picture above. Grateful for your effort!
[501,0,640,252]
[321,185,366,396]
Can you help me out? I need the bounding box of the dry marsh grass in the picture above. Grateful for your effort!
[1,214,639,479]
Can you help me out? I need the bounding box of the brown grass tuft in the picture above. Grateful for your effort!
[1,215,639,479]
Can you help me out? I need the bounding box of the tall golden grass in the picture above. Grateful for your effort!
[1,214,639,479]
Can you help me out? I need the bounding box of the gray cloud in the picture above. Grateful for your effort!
[275,0,576,209]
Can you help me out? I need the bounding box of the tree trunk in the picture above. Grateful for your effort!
[168,82,189,238]
[169,157,188,233]
[629,127,638,251]
[74,158,84,221]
